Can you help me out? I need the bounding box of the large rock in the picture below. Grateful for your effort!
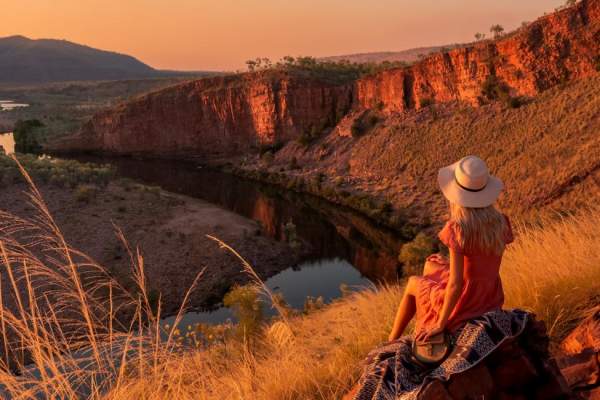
[557,308,600,399]
[418,317,571,400]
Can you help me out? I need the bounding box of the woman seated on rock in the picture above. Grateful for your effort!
[349,155,528,400]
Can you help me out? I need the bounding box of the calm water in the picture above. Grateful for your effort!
[53,154,407,325]
[0,100,29,111]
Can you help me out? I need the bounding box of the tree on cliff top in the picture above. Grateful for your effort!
[490,24,505,39]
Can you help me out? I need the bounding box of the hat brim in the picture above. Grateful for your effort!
[438,161,503,208]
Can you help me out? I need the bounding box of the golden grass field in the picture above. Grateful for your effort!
[0,162,599,399]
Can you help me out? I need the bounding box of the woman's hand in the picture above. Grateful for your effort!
[416,322,445,342]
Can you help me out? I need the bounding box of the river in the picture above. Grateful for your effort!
[74,156,407,324]
[0,132,406,325]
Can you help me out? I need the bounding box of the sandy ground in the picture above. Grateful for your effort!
[0,180,303,315]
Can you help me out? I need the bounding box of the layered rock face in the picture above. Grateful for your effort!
[356,0,600,111]
[56,72,353,158]
[55,0,600,159]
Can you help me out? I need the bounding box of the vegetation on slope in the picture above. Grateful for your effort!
[0,77,212,142]
[0,159,598,399]
[247,75,600,227]
[246,55,408,84]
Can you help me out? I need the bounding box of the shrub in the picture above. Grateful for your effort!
[351,110,379,138]
[419,98,435,108]
[259,141,283,155]
[507,96,527,109]
[13,119,44,154]
[260,150,274,165]
[223,284,264,340]
[297,132,313,147]
[74,184,97,203]
[481,74,510,101]
[595,56,600,72]
[398,232,434,272]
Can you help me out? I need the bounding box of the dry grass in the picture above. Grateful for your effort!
[0,159,598,399]
[502,210,600,339]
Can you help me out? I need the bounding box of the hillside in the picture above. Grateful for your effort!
[0,35,204,84]
[321,45,459,64]
[0,190,597,398]
[52,0,600,225]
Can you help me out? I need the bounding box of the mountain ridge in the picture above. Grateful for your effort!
[0,35,206,84]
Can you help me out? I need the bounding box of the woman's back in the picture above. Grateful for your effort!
[438,215,514,330]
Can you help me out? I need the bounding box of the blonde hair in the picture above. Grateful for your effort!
[450,203,507,255]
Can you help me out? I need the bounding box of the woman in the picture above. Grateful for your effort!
[351,155,528,400]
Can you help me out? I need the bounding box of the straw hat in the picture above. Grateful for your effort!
[437,155,503,208]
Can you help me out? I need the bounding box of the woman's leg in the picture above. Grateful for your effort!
[388,277,418,341]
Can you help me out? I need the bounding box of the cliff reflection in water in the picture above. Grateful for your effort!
[75,156,404,283]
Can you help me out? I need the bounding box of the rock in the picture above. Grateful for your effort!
[557,309,600,399]
[446,363,494,399]
[492,353,538,390]
[417,315,571,399]
[561,309,600,356]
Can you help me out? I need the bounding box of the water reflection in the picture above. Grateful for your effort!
[162,257,371,325]
[75,157,405,283]
[0,100,29,111]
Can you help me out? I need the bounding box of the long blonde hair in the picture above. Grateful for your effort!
[450,203,507,255]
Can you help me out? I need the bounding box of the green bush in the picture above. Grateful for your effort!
[223,285,264,340]
[0,154,116,188]
[247,55,408,84]
[13,119,44,154]
[398,232,434,272]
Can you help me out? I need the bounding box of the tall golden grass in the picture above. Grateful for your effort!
[0,159,598,399]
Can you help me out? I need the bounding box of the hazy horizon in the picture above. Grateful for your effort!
[3,0,565,71]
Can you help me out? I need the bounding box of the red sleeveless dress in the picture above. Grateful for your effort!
[414,216,514,335]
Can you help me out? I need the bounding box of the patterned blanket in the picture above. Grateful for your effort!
[353,309,529,400]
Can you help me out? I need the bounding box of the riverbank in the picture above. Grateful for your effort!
[0,169,304,316]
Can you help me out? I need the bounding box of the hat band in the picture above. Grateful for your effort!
[455,176,486,192]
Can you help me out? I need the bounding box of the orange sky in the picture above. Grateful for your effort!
[2,0,564,71]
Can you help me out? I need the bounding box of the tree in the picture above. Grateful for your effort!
[474,32,486,41]
[245,59,258,72]
[490,24,505,39]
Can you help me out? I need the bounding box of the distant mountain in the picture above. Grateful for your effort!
[0,35,206,84]
[321,45,460,64]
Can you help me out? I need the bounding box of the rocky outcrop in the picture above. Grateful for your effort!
[416,317,571,400]
[54,71,353,158]
[356,0,599,111]
[53,0,600,159]
[557,309,600,399]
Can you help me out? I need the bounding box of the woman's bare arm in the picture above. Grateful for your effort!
[387,278,417,341]
[432,249,464,333]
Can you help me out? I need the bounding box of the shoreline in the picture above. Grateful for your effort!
[0,178,306,317]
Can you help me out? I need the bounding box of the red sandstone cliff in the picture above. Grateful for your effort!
[54,0,600,158]
[54,72,353,158]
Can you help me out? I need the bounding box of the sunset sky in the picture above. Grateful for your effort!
[2,0,565,71]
